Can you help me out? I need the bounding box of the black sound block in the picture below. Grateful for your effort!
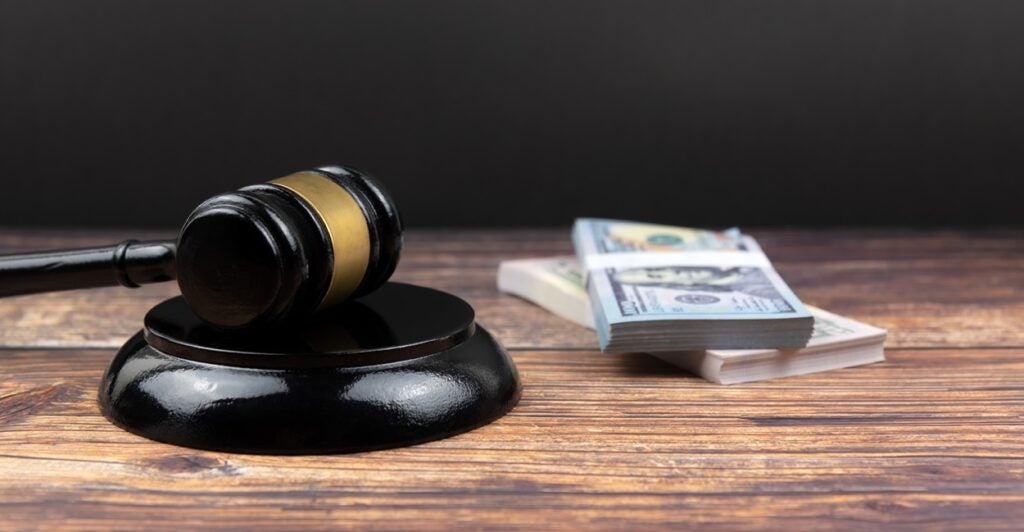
[98,283,521,454]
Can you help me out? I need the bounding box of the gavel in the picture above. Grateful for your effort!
[0,165,403,329]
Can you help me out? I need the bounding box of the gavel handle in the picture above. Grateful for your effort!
[0,240,177,297]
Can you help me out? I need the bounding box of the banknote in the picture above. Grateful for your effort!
[497,256,596,328]
[497,256,886,384]
[572,218,744,255]
[591,264,807,319]
[572,219,814,351]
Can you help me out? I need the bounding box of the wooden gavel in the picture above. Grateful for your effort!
[0,165,403,329]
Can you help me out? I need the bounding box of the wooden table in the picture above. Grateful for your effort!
[1,228,1022,529]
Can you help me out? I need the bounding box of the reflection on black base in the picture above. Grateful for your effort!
[98,284,521,454]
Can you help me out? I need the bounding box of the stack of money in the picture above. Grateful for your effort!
[498,256,886,384]
[572,219,814,352]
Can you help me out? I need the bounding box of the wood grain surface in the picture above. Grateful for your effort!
[1,228,1022,529]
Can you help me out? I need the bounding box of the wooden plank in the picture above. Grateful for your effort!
[0,227,176,253]
[0,346,1022,529]
[1,229,1023,349]
[2,228,1024,528]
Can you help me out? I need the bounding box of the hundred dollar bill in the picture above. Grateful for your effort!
[572,219,814,352]
[573,218,745,255]
[497,256,885,384]
[498,256,596,328]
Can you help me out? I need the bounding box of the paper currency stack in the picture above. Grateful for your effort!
[570,219,814,352]
[497,255,887,384]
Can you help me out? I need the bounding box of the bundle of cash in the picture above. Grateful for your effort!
[498,256,597,328]
[498,256,886,384]
[572,219,814,352]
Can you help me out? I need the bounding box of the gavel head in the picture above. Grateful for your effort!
[175,165,403,329]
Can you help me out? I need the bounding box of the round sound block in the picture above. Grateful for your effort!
[98,283,521,454]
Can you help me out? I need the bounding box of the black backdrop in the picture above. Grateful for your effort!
[2,1,1023,228]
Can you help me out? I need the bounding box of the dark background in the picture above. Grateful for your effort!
[2,1,1023,229]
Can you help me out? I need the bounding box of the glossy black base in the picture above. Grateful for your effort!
[98,284,520,454]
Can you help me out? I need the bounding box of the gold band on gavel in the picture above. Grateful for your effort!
[270,171,370,309]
